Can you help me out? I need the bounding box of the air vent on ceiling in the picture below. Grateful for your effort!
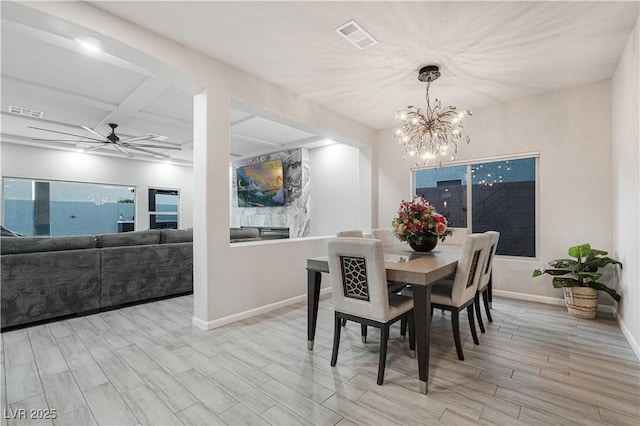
[8,105,44,118]
[335,19,378,50]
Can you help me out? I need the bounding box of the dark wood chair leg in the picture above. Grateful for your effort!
[361,324,368,343]
[400,317,407,341]
[331,312,342,366]
[408,312,415,351]
[475,292,485,333]
[467,304,480,345]
[482,289,493,323]
[452,309,464,360]
[377,325,389,385]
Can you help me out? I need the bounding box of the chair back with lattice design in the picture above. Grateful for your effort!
[449,233,490,307]
[327,238,391,322]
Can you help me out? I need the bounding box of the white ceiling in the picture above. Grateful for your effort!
[91,0,639,130]
[1,1,638,163]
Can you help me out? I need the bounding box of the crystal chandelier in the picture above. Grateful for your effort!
[395,65,471,167]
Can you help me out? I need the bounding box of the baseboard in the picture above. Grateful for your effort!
[493,290,565,306]
[615,313,640,361]
[493,289,617,313]
[192,287,332,330]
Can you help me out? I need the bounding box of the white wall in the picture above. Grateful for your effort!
[612,15,640,358]
[376,80,614,304]
[0,143,194,230]
[309,143,361,236]
[26,2,376,328]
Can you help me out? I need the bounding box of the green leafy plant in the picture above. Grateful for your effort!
[532,243,622,302]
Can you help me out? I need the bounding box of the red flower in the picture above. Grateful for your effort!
[433,214,446,224]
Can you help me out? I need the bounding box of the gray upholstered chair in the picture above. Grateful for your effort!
[440,227,470,245]
[430,233,490,360]
[327,237,414,385]
[475,231,500,333]
[401,233,490,360]
[336,230,364,237]
[371,227,409,305]
[371,228,398,247]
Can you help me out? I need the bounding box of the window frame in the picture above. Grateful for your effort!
[411,152,540,259]
[148,187,180,230]
[2,176,137,236]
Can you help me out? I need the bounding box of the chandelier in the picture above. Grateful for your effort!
[394,65,471,167]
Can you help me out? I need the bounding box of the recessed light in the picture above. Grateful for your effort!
[76,36,102,53]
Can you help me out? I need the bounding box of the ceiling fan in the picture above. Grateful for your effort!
[28,123,182,158]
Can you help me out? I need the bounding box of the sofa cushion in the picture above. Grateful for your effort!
[160,229,193,244]
[96,230,161,248]
[100,243,193,308]
[1,248,101,328]
[1,235,96,255]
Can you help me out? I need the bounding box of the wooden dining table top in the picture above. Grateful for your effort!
[307,243,460,286]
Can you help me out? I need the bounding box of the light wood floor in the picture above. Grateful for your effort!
[1,294,639,425]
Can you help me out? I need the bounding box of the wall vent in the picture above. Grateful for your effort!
[335,20,378,50]
[8,105,44,118]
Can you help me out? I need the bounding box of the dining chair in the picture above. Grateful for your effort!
[371,228,398,247]
[337,229,404,332]
[440,227,470,245]
[372,227,409,310]
[336,230,364,237]
[475,231,500,333]
[401,233,490,360]
[327,237,415,385]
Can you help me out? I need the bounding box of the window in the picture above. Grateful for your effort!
[2,177,135,236]
[148,188,179,229]
[414,157,537,257]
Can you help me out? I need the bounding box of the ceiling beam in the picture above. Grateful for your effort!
[1,19,155,78]
[93,77,172,130]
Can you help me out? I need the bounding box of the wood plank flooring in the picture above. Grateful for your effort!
[1,295,639,425]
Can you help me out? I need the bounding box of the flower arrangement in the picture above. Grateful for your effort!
[392,196,452,245]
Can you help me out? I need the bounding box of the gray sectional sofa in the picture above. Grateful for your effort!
[1,229,193,329]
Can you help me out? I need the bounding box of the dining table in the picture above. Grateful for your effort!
[306,244,461,394]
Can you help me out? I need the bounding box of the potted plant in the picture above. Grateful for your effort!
[391,196,452,252]
[532,243,622,319]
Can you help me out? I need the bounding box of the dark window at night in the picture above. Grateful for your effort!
[414,157,536,257]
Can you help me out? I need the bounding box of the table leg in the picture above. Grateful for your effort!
[307,269,322,350]
[412,285,431,394]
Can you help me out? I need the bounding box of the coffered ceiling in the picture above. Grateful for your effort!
[0,2,324,164]
[1,1,639,164]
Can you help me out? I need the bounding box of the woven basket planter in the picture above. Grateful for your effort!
[563,287,598,319]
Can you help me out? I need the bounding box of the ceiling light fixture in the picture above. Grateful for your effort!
[394,65,471,167]
[76,36,102,53]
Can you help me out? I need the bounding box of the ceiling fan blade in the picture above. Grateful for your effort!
[119,135,154,143]
[85,143,109,152]
[81,126,108,141]
[113,144,135,158]
[123,144,170,158]
[127,143,182,150]
[28,126,105,142]
[32,138,108,144]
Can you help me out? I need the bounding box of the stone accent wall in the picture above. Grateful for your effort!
[231,148,310,238]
